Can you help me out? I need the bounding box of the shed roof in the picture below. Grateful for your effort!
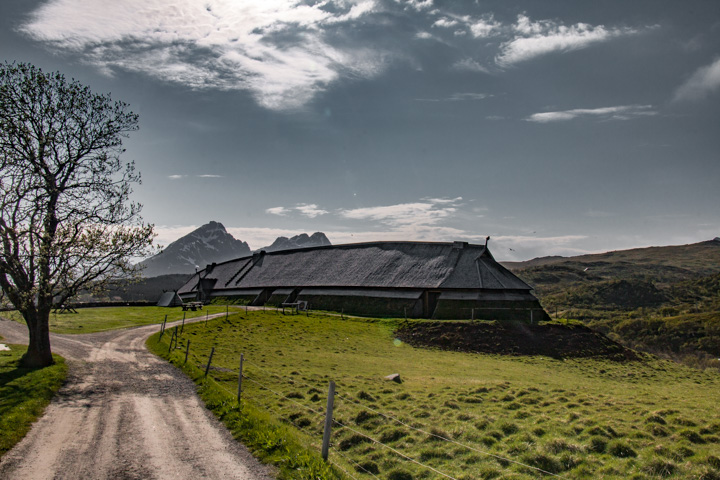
[177,241,531,295]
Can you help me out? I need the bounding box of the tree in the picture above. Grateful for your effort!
[0,62,154,367]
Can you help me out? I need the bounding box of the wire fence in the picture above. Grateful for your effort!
[158,310,568,480]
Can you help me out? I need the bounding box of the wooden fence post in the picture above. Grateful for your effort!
[184,340,191,364]
[226,304,229,320]
[205,310,209,326]
[321,380,336,461]
[168,327,178,353]
[181,311,186,334]
[205,347,215,377]
[237,353,244,403]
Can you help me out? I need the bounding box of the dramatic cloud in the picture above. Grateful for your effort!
[526,105,657,122]
[496,14,638,66]
[673,57,720,102]
[21,0,385,110]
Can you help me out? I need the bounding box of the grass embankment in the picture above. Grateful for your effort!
[149,310,720,479]
[6,305,234,334]
[0,343,67,457]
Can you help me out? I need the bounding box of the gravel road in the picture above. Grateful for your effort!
[0,315,276,480]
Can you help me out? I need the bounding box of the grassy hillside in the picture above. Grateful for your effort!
[506,239,720,365]
[151,310,720,479]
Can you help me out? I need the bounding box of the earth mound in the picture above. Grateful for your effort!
[395,321,638,360]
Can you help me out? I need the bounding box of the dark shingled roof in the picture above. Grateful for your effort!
[178,241,531,295]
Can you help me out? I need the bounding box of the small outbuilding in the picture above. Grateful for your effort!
[177,240,549,322]
[156,291,183,307]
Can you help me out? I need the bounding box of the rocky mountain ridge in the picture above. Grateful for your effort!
[138,222,331,277]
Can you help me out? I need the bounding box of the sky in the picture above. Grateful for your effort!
[1,0,719,261]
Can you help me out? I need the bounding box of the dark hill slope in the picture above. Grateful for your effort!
[504,239,720,365]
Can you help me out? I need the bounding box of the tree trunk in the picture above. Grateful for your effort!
[21,310,54,367]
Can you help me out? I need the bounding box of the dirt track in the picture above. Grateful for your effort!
[0,315,275,480]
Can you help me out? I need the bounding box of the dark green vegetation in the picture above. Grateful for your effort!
[0,344,67,457]
[94,274,190,302]
[150,310,720,479]
[506,239,720,367]
[7,305,233,334]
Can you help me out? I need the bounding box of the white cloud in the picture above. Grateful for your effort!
[21,0,384,111]
[168,174,186,179]
[526,105,657,123]
[432,17,458,28]
[416,93,488,102]
[197,174,223,178]
[453,58,491,74]
[339,198,461,227]
[266,206,289,216]
[673,57,720,102]
[469,15,501,38]
[415,31,433,39]
[398,0,433,11]
[447,93,489,101]
[295,204,329,218]
[496,14,638,66]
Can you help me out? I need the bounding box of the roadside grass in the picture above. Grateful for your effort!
[147,331,343,480]
[0,344,67,457]
[5,305,235,334]
[150,309,720,479]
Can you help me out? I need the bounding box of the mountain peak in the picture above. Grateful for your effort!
[139,221,250,277]
[260,232,331,252]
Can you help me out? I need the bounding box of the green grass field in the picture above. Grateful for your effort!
[5,305,237,334]
[151,310,720,480]
[0,344,67,457]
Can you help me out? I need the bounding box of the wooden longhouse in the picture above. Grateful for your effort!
[177,241,549,321]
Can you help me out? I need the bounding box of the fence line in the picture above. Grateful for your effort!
[162,313,569,479]
[332,420,459,480]
[330,447,378,480]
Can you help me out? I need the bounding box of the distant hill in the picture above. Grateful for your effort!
[138,221,251,277]
[505,238,720,365]
[504,238,720,295]
[257,232,331,252]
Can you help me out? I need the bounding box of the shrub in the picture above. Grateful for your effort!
[498,422,519,435]
[419,449,453,461]
[354,410,375,424]
[679,429,706,444]
[707,455,720,469]
[587,436,607,453]
[379,428,407,443]
[643,459,676,477]
[339,434,371,451]
[523,453,562,474]
[355,461,379,475]
[607,440,637,458]
[386,469,413,480]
